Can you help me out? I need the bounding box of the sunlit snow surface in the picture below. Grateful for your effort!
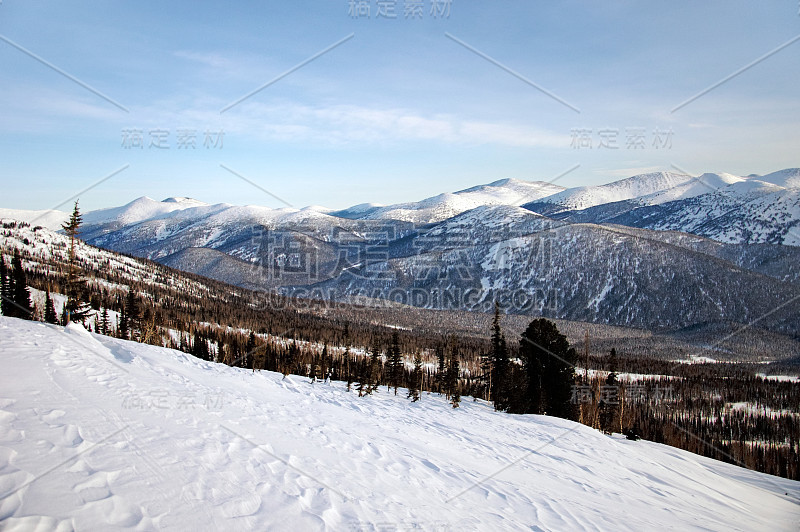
[1,317,798,530]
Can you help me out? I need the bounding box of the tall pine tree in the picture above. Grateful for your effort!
[122,289,142,341]
[488,302,511,411]
[387,331,403,395]
[407,353,422,402]
[447,354,461,409]
[61,201,91,324]
[0,255,10,316]
[44,288,58,324]
[10,249,32,319]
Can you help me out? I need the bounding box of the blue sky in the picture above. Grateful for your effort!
[1,1,798,211]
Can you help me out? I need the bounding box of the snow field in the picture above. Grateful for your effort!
[0,317,798,530]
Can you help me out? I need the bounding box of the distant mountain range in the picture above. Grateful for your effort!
[2,168,799,333]
[524,169,800,246]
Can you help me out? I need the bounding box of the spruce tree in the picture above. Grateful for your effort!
[10,249,32,319]
[387,331,403,395]
[61,201,91,324]
[356,358,368,397]
[99,308,111,335]
[319,343,329,382]
[606,348,618,385]
[600,348,621,433]
[435,342,447,394]
[408,353,422,402]
[368,345,382,394]
[345,348,354,391]
[44,288,58,324]
[123,290,141,341]
[245,331,257,368]
[0,255,10,316]
[118,302,129,339]
[447,355,461,409]
[519,318,577,420]
[489,302,511,411]
[192,332,210,361]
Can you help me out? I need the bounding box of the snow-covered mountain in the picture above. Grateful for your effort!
[331,178,565,224]
[83,196,214,226]
[3,169,799,331]
[310,220,799,334]
[1,316,797,530]
[523,170,800,246]
[521,171,744,215]
[603,180,800,246]
[756,168,800,189]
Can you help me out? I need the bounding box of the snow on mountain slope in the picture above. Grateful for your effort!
[639,172,745,205]
[756,168,800,189]
[419,205,561,248]
[0,208,69,231]
[332,179,565,224]
[82,197,218,227]
[0,219,216,301]
[524,171,726,214]
[1,316,797,530]
[84,201,403,266]
[615,180,800,246]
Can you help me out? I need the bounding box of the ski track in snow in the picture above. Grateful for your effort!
[0,317,798,530]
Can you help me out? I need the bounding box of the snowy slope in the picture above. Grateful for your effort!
[638,172,745,205]
[1,317,797,530]
[0,208,69,231]
[523,171,744,215]
[757,168,800,189]
[613,180,800,246]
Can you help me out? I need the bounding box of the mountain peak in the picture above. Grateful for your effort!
[757,168,800,189]
[162,197,209,206]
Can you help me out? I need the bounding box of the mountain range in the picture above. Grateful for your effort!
[2,168,799,334]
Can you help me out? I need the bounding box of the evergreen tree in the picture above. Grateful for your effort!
[318,343,329,382]
[118,301,129,339]
[488,302,510,411]
[10,249,32,319]
[123,290,142,341]
[44,288,58,324]
[606,348,618,386]
[519,318,577,420]
[61,201,91,324]
[284,340,299,377]
[345,346,353,391]
[99,308,111,335]
[366,343,382,394]
[192,331,210,361]
[387,331,403,395]
[356,357,368,397]
[447,355,461,409]
[0,255,10,316]
[435,341,447,394]
[600,348,621,433]
[408,353,422,402]
[245,331,257,368]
